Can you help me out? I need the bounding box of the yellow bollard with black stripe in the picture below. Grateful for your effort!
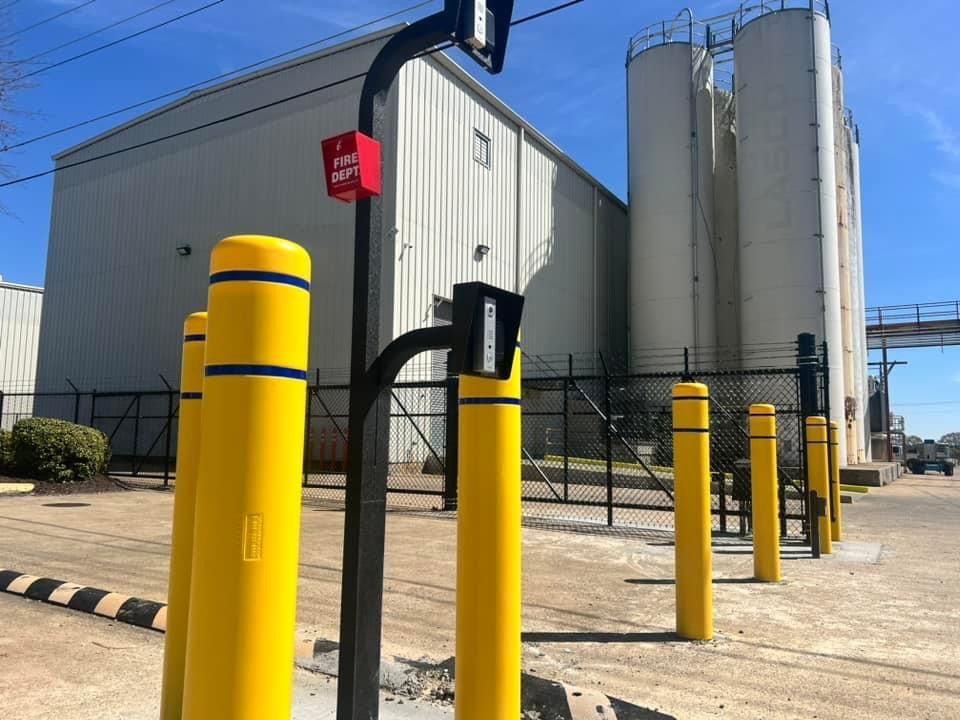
[673,382,712,641]
[805,416,832,555]
[829,420,843,542]
[160,312,207,720]
[182,236,311,720]
[456,341,522,720]
[749,404,781,583]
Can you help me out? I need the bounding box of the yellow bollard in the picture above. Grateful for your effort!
[456,341,522,720]
[673,382,712,641]
[182,236,311,720]
[829,421,843,542]
[805,417,832,555]
[160,312,207,720]
[749,404,781,583]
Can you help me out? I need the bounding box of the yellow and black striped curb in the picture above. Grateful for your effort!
[0,569,167,632]
[1,569,670,719]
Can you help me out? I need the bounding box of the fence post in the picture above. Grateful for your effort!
[796,333,818,540]
[604,367,613,527]
[563,354,571,502]
[302,384,312,486]
[89,392,97,429]
[797,333,819,419]
[163,390,175,489]
[718,470,727,534]
[66,379,82,424]
[132,394,142,475]
[444,354,459,511]
[0,391,4,428]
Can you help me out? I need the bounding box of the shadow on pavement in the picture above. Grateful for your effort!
[522,630,679,644]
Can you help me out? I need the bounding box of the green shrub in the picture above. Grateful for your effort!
[11,418,111,483]
[0,429,13,474]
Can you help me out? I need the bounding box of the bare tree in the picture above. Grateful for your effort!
[0,8,32,209]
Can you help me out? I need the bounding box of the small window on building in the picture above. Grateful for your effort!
[473,130,491,168]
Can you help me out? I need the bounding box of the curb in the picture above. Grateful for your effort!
[0,569,166,631]
[1,569,670,719]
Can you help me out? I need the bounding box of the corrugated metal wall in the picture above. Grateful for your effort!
[394,55,628,379]
[37,29,627,403]
[0,282,43,428]
[37,35,395,393]
[393,56,518,380]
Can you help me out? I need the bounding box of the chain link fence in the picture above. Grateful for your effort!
[520,367,808,537]
[3,344,823,540]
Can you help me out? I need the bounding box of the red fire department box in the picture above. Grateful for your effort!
[321,131,382,203]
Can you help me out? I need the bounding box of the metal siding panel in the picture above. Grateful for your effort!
[518,136,595,362]
[596,194,629,362]
[0,284,43,426]
[393,57,517,381]
[37,40,386,396]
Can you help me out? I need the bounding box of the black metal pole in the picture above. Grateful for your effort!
[882,342,892,462]
[132,394,141,475]
[66,378,81,423]
[719,471,727,534]
[604,370,613,527]
[336,18,454,709]
[163,391,174,488]
[809,489,821,559]
[563,353,571,502]
[797,333,818,544]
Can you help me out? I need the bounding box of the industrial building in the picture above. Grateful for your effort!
[626,0,870,465]
[32,2,872,469]
[35,27,628,398]
[0,278,44,429]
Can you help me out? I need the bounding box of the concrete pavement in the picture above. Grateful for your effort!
[0,593,450,719]
[1,475,959,718]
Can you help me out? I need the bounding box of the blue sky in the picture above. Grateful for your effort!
[0,0,957,438]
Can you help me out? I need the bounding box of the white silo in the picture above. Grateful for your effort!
[849,122,871,460]
[714,89,742,369]
[733,2,846,462]
[832,63,858,464]
[627,18,717,369]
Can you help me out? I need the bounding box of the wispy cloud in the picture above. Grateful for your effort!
[911,106,960,161]
[933,171,960,191]
[897,102,960,191]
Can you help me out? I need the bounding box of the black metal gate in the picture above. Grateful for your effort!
[519,365,810,538]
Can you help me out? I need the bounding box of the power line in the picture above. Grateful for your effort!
[0,1,24,13]
[0,0,97,43]
[0,0,586,189]
[5,0,226,85]
[2,0,434,152]
[895,401,960,407]
[12,0,181,67]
